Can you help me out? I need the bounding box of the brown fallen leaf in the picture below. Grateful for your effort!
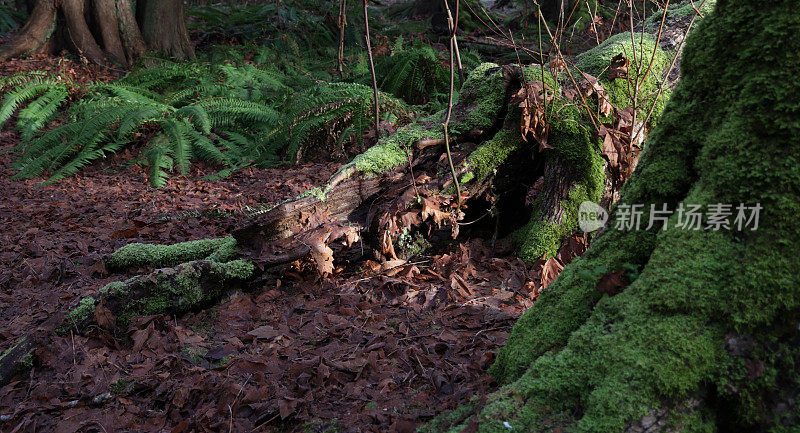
[511,81,555,151]
[597,270,627,295]
[609,53,629,80]
[540,256,565,289]
[94,298,115,330]
[247,325,282,340]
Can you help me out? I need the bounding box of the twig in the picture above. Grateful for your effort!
[363,0,380,138]
[445,0,465,83]
[639,0,706,130]
[442,0,462,209]
[337,0,347,76]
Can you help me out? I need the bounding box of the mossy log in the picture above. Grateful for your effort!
[423,0,800,431]
[0,335,34,387]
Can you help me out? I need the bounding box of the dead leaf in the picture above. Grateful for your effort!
[511,81,554,151]
[94,298,115,330]
[540,256,565,289]
[609,53,629,80]
[579,73,613,116]
[247,325,282,341]
[597,270,626,295]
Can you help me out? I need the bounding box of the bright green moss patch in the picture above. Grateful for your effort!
[67,297,97,325]
[205,237,238,262]
[345,122,431,177]
[575,31,671,125]
[451,62,507,134]
[107,236,237,270]
[464,129,525,184]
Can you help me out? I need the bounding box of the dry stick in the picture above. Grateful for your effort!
[586,0,600,45]
[442,0,462,209]
[445,0,465,83]
[363,0,380,138]
[626,0,642,144]
[337,0,347,76]
[639,0,706,130]
[630,0,671,144]
[535,3,601,132]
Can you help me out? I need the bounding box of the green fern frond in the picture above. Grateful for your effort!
[16,88,69,141]
[0,82,66,127]
[160,117,192,174]
[176,104,212,134]
[146,135,174,188]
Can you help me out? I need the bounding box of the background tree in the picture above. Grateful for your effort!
[0,0,193,66]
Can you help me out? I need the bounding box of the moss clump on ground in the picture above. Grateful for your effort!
[427,0,800,431]
[66,297,97,324]
[106,236,237,270]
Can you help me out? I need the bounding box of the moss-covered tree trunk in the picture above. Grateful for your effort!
[0,0,193,66]
[424,0,800,431]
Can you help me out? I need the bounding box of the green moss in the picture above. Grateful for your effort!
[98,259,254,327]
[344,122,431,177]
[300,186,327,201]
[464,129,525,184]
[644,0,717,31]
[335,62,507,181]
[512,31,671,261]
[429,0,800,431]
[451,62,507,134]
[67,297,97,325]
[182,346,207,365]
[107,236,236,270]
[110,378,136,394]
[575,31,671,125]
[206,237,238,262]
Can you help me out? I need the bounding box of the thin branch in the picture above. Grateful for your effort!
[442,0,462,209]
[337,0,347,76]
[362,0,380,138]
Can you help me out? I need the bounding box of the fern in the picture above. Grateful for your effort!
[374,41,452,105]
[0,4,24,32]
[3,63,288,187]
[273,82,412,162]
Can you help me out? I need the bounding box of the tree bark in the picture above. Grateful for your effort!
[0,0,56,62]
[0,0,190,66]
[136,0,194,60]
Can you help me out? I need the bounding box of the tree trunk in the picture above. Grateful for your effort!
[0,0,190,66]
[136,0,194,60]
[423,0,800,431]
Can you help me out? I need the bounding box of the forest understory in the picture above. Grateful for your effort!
[0,111,538,431]
[2,0,796,432]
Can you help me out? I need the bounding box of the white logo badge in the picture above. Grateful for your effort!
[578,201,608,232]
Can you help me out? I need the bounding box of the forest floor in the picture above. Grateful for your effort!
[0,56,556,433]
